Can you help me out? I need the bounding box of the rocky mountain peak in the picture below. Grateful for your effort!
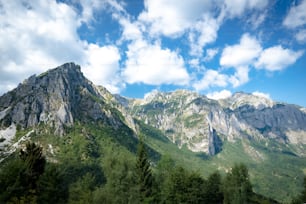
[1,63,305,157]
[0,63,121,135]
[219,92,274,110]
[141,89,199,106]
[127,90,306,155]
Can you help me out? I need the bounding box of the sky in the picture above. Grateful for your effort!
[0,0,306,107]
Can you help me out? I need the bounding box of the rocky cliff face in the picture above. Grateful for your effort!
[0,63,305,157]
[126,90,306,155]
[0,62,124,136]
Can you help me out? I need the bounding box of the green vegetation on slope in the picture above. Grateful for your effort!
[0,120,305,203]
[136,120,306,203]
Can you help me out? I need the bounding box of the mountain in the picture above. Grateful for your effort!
[0,63,138,159]
[126,89,306,156]
[0,63,305,202]
[0,62,122,133]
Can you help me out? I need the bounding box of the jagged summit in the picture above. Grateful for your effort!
[1,62,306,156]
[0,63,122,135]
[127,90,306,155]
[220,92,274,110]
[1,63,305,203]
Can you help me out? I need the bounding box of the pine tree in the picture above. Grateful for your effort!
[205,171,223,204]
[135,137,153,203]
[0,142,46,203]
[301,176,306,203]
[19,142,46,191]
[223,164,252,204]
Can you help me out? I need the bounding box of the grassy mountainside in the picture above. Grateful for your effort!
[136,120,306,203]
[0,63,305,203]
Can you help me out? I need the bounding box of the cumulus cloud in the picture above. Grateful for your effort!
[220,34,262,67]
[296,29,306,43]
[77,0,108,24]
[138,0,222,57]
[82,44,121,93]
[219,34,261,87]
[0,1,81,91]
[0,0,123,94]
[139,0,213,37]
[193,34,265,91]
[252,91,271,99]
[122,40,190,85]
[118,18,143,41]
[255,46,304,71]
[189,14,221,56]
[283,0,306,29]
[193,69,228,91]
[204,48,219,61]
[219,33,303,87]
[207,89,232,100]
[228,66,250,87]
[223,0,268,18]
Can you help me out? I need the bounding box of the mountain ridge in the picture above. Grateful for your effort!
[124,88,306,155]
[1,63,306,156]
[0,63,305,202]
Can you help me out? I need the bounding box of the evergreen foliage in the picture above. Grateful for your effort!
[205,171,223,203]
[292,176,306,204]
[0,131,287,204]
[223,163,253,204]
[20,142,46,190]
[135,137,154,203]
[0,142,46,203]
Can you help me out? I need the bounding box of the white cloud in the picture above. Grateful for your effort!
[0,0,124,94]
[139,0,213,37]
[113,3,193,88]
[117,18,143,41]
[189,59,200,69]
[219,34,261,88]
[220,34,262,67]
[77,0,107,24]
[204,48,219,61]
[193,69,228,91]
[122,40,190,85]
[0,1,82,87]
[247,11,267,29]
[229,66,250,87]
[252,91,271,99]
[255,46,304,71]
[207,89,232,100]
[223,0,268,18]
[283,0,306,29]
[189,14,221,56]
[83,44,121,93]
[296,29,306,43]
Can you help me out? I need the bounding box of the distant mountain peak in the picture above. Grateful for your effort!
[0,63,123,135]
[1,63,306,158]
[219,91,274,110]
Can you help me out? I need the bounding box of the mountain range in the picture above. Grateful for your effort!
[0,62,305,202]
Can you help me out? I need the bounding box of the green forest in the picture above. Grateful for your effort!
[1,139,305,204]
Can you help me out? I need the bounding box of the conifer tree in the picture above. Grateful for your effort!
[205,171,223,203]
[135,137,153,202]
[20,142,46,190]
[223,164,252,204]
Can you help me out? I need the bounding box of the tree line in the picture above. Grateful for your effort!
[0,140,305,204]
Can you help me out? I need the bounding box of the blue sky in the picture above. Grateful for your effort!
[0,0,306,107]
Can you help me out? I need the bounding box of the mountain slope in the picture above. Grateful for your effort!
[126,89,306,156]
[0,63,305,202]
[0,63,124,133]
[0,63,141,160]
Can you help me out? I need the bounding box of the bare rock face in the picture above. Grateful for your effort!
[0,63,122,135]
[0,62,305,156]
[126,90,306,155]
